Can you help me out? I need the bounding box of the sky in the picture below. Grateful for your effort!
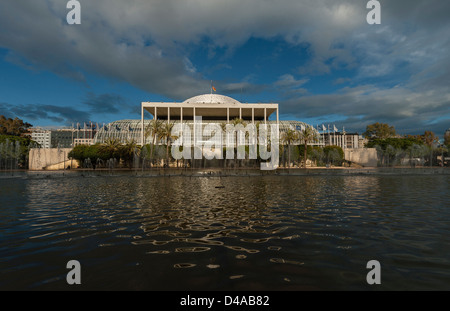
[0,0,449,139]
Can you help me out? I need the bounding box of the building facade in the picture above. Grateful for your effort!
[31,130,51,148]
[92,94,325,147]
[320,131,362,149]
[31,127,98,148]
[140,94,280,146]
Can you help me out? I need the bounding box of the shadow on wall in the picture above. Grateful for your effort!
[29,148,77,170]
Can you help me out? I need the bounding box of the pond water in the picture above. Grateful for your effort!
[1,171,449,290]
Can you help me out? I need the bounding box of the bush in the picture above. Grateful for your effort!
[323,145,344,165]
[0,134,35,169]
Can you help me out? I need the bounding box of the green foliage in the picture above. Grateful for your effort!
[444,130,450,146]
[323,145,344,165]
[0,115,32,136]
[68,140,142,168]
[363,122,397,140]
[0,134,35,169]
[297,145,314,159]
[0,134,33,146]
[420,131,439,147]
[366,137,423,150]
[119,140,140,168]
[309,146,325,166]
[68,144,88,163]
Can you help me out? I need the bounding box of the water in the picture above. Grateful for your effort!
[1,172,449,290]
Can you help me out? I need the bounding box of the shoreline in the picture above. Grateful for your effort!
[1,166,450,179]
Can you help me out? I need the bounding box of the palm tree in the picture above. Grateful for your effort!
[281,128,298,168]
[231,118,247,166]
[220,122,228,167]
[120,139,140,169]
[101,138,121,160]
[298,126,318,168]
[158,121,177,167]
[145,119,163,167]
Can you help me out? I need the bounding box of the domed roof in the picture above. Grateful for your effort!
[183,94,241,105]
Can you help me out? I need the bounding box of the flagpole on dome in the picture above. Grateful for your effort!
[210,80,217,103]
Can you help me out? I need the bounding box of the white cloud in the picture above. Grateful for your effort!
[0,0,367,97]
[0,0,449,135]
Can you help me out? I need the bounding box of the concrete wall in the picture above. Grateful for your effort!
[344,148,378,167]
[29,148,77,170]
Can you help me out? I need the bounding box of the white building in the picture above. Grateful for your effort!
[31,129,77,148]
[31,130,51,148]
[140,94,280,146]
[320,131,362,149]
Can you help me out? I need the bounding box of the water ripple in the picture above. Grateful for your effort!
[1,174,449,290]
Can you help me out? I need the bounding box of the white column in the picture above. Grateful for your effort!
[239,107,242,120]
[141,103,144,145]
[193,106,196,147]
[227,107,229,123]
[180,106,183,146]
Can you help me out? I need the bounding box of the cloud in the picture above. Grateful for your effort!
[279,83,450,137]
[275,74,309,89]
[0,0,449,136]
[333,77,351,85]
[83,93,128,115]
[0,102,91,125]
[274,74,309,97]
[0,0,367,98]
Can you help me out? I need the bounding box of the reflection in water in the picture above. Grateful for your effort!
[0,174,449,290]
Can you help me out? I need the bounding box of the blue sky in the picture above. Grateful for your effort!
[1,0,449,139]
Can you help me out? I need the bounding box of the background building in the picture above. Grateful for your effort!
[320,131,362,149]
[31,130,51,148]
[30,125,98,148]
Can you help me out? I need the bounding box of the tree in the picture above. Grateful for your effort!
[0,134,34,169]
[119,140,140,168]
[363,122,396,140]
[231,118,247,166]
[323,145,344,166]
[0,115,32,136]
[444,129,450,146]
[220,122,228,167]
[298,126,318,168]
[145,119,163,167]
[100,138,121,160]
[366,136,423,150]
[68,144,90,165]
[310,146,325,166]
[158,121,177,166]
[384,144,398,166]
[420,131,439,147]
[281,127,298,167]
